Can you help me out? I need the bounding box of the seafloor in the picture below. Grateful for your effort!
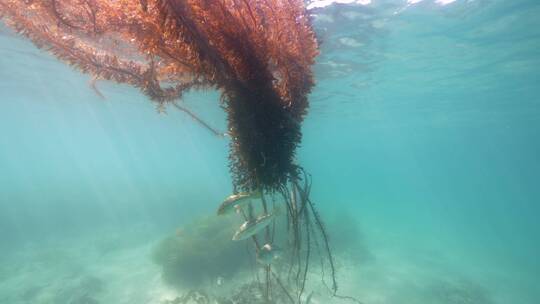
[0,215,521,304]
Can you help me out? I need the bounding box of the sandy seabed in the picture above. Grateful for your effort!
[0,224,524,304]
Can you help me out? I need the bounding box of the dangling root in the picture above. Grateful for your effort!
[236,167,362,304]
[172,102,227,138]
[273,167,363,304]
[305,192,338,294]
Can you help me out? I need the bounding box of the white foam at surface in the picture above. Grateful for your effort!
[405,0,458,10]
[339,37,364,47]
[308,0,458,10]
[307,0,371,10]
[436,0,458,5]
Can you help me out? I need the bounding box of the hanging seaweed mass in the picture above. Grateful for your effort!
[1,1,357,303]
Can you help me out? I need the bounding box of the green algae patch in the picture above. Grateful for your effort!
[153,216,250,288]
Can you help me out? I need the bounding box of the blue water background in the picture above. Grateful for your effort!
[0,0,539,302]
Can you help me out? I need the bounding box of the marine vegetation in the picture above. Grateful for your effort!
[153,216,250,287]
[0,1,358,303]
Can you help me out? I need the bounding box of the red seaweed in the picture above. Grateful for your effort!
[0,0,318,191]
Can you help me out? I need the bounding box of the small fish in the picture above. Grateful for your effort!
[257,243,283,265]
[232,213,275,241]
[217,191,261,215]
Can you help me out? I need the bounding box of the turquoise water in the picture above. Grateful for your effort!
[1,0,539,303]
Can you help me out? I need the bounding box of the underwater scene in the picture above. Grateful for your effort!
[0,0,539,303]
